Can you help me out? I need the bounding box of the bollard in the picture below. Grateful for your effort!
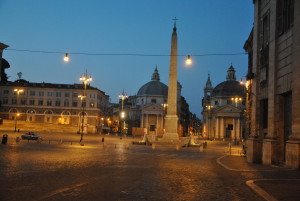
[102,137,104,143]
[16,136,20,143]
[2,134,8,144]
[199,145,204,152]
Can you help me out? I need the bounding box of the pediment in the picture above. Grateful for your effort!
[141,103,164,111]
[215,105,241,113]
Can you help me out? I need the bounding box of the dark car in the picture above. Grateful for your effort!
[21,132,42,140]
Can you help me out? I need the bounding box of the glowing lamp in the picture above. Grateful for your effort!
[64,53,69,62]
[185,55,192,65]
[121,111,125,118]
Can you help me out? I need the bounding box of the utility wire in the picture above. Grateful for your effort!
[6,48,247,57]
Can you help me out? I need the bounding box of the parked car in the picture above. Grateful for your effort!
[21,132,42,140]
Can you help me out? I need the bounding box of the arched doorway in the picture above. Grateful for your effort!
[44,110,53,123]
[60,111,71,124]
[9,108,18,120]
[27,109,36,122]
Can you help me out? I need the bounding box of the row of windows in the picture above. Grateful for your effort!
[1,98,98,108]
[2,90,102,100]
[213,100,246,106]
[136,98,167,104]
[259,0,294,48]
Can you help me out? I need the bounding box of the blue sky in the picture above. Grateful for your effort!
[0,0,253,118]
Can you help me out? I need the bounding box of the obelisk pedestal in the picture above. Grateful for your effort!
[163,115,179,141]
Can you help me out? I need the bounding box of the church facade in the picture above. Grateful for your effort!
[122,67,190,137]
[202,66,246,141]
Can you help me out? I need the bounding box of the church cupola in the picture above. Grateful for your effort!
[151,66,160,81]
[226,65,236,81]
[204,74,213,93]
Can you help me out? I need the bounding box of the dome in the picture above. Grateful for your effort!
[137,67,168,96]
[137,81,168,96]
[211,80,245,97]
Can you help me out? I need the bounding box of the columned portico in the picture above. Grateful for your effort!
[216,117,219,138]
[220,117,225,138]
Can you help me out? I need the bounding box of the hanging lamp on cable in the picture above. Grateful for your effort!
[185,55,192,65]
[64,53,69,62]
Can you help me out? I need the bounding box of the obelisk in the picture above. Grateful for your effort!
[163,19,179,141]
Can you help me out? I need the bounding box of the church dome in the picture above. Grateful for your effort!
[137,67,168,96]
[211,80,245,97]
[211,65,246,98]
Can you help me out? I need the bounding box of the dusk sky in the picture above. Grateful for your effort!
[0,0,253,118]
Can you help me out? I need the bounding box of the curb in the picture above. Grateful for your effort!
[246,180,278,201]
[216,155,272,172]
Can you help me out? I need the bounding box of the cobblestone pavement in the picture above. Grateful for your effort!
[0,132,298,201]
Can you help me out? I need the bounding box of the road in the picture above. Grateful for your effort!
[0,132,264,201]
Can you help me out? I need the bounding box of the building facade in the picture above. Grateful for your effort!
[244,0,300,168]
[0,79,109,133]
[202,66,246,141]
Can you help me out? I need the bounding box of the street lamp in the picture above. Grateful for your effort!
[79,71,92,143]
[185,55,192,65]
[14,88,24,95]
[14,88,24,104]
[64,53,69,62]
[14,113,20,132]
[100,117,104,135]
[13,88,23,132]
[231,97,242,107]
[206,105,213,140]
[78,94,86,142]
[118,91,128,136]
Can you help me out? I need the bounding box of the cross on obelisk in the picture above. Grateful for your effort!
[172,17,178,25]
[163,19,179,141]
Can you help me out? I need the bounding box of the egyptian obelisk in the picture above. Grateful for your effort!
[163,19,179,141]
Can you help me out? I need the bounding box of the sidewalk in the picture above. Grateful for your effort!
[218,155,300,201]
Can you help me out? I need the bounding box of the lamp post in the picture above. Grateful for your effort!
[118,91,128,136]
[79,71,92,143]
[206,105,213,140]
[14,88,24,101]
[14,113,20,132]
[100,117,104,135]
[14,88,23,132]
[231,97,243,144]
[231,97,242,107]
[78,94,86,142]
